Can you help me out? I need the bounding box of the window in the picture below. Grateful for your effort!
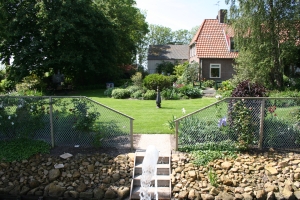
[210,64,221,78]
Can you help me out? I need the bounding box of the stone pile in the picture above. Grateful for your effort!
[2,150,300,199]
[0,152,136,199]
[171,151,300,200]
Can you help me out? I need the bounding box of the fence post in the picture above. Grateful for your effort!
[175,121,179,151]
[258,98,265,150]
[49,97,54,148]
[130,118,133,151]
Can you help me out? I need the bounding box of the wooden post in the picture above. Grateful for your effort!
[258,99,265,150]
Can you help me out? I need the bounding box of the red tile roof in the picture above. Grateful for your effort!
[190,19,238,59]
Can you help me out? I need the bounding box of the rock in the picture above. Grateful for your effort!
[201,193,215,200]
[282,184,296,200]
[216,191,234,200]
[80,191,93,199]
[112,173,121,181]
[69,191,79,198]
[87,165,94,172]
[94,188,105,199]
[188,189,196,199]
[235,193,244,200]
[178,190,188,200]
[49,169,61,181]
[117,186,130,199]
[76,182,86,192]
[20,186,30,195]
[267,191,275,200]
[29,179,40,189]
[255,189,267,200]
[265,166,278,175]
[48,183,64,197]
[105,188,116,199]
[221,161,232,170]
[73,171,81,178]
[242,192,253,200]
[188,171,197,180]
[9,185,20,196]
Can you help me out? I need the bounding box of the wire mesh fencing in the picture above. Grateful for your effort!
[0,96,134,149]
[174,97,300,151]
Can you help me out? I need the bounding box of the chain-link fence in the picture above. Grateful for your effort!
[174,97,300,151]
[0,96,134,149]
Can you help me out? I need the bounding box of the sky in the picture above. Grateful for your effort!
[135,0,230,31]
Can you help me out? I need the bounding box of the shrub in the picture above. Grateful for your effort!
[202,80,215,88]
[231,80,267,97]
[143,90,156,100]
[104,88,114,97]
[168,75,177,84]
[143,74,171,90]
[131,72,143,87]
[111,89,130,99]
[178,85,202,98]
[126,85,141,94]
[131,90,144,99]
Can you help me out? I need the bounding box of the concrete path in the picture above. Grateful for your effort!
[132,134,176,156]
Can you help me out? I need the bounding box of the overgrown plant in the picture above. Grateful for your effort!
[208,168,218,187]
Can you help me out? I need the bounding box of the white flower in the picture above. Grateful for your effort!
[182,108,186,114]
[30,109,33,112]
[11,122,14,125]
[18,104,22,108]
[215,95,222,100]
[8,116,11,120]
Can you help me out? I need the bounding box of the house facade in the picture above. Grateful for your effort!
[189,10,238,82]
[147,45,189,74]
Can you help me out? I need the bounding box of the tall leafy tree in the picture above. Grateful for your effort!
[226,0,300,89]
[94,0,148,66]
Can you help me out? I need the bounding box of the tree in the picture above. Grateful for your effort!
[226,0,300,89]
[0,0,148,86]
[94,0,148,66]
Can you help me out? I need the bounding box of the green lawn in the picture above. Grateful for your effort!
[70,89,216,134]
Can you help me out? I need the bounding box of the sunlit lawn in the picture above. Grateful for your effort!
[71,89,216,134]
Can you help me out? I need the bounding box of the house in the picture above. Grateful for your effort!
[147,45,189,74]
[189,9,238,82]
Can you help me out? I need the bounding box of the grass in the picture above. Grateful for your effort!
[70,89,216,134]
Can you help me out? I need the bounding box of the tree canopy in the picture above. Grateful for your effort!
[226,0,300,89]
[0,0,148,85]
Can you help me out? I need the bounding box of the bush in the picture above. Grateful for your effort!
[202,80,215,88]
[231,80,267,97]
[131,72,143,87]
[126,85,141,94]
[131,90,144,99]
[143,74,171,90]
[104,88,114,97]
[168,75,177,84]
[143,90,156,100]
[111,89,130,99]
[178,85,202,98]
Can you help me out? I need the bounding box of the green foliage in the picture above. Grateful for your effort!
[131,72,143,87]
[216,80,235,97]
[15,74,46,94]
[179,140,238,152]
[174,62,188,77]
[161,88,180,100]
[143,90,156,100]
[104,88,114,97]
[131,90,144,99]
[0,138,50,162]
[168,75,177,84]
[143,74,171,90]
[177,85,202,98]
[0,98,47,138]
[126,85,141,94]
[230,100,255,150]
[208,168,218,187]
[227,0,299,89]
[0,79,16,92]
[156,61,175,75]
[202,80,215,88]
[182,62,199,84]
[111,89,130,99]
[231,80,267,97]
[191,150,237,166]
[69,99,100,132]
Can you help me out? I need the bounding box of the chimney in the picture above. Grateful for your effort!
[218,9,227,23]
